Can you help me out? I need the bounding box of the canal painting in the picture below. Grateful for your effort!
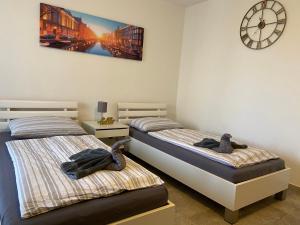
[40,3,144,61]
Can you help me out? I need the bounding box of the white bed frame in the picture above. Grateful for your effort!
[118,102,291,224]
[0,100,79,131]
[0,100,175,225]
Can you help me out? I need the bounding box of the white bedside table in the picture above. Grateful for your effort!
[82,121,129,139]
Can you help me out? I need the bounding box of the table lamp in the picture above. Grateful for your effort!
[97,101,107,121]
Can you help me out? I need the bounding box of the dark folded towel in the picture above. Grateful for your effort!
[105,138,129,171]
[61,138,130,180]
[194,134,247,154]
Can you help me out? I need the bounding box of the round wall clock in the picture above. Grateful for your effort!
[240,0,287,50]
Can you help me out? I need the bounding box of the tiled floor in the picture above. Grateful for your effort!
[128,154,300,225]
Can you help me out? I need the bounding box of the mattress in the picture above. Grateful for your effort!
[0,132,168,225]
[148,129,279,168]
[130,127,285,184]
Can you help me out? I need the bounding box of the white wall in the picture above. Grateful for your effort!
[177,0,300,186]
[0,0,184,119]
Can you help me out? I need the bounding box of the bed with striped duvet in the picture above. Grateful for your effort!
[149,129,279,168]
[6,135,164,219]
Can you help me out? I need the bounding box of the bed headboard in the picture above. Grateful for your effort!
[117,102,167,124]
[0,100,78,131]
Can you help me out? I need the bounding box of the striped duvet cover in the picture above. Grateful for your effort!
[149,129,279,168]
[6,135,164,219]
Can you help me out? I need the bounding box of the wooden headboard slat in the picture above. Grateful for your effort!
[0,100,77,109]
[118,102,167,124]
[0,111,78,119]
[0,100,79,131]
[118,103,166,110]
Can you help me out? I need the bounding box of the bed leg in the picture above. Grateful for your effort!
[275,189,287,201]
[224,208,239,224]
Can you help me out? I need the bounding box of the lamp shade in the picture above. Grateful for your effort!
[97,101,107,113]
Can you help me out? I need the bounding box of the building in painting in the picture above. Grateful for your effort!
[101,25,144,60]
[118,26,144,53]
[75,17,98,41]
[40,3,97,41]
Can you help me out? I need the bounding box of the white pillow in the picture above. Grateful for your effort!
[130,117,183,132]
[9,116,87,138]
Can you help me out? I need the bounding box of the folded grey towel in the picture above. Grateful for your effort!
[106,138,130,171]
[61,138,131,179]
[193,134,247,154]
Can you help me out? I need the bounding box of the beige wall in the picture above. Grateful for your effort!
[0,0,184,119]
[177,0,300,186]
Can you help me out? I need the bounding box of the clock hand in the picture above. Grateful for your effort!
[247,25,259,29]
[265,21,278,26]
[262,0,267,15]
[259,29,262,42]
[261,7,264,21]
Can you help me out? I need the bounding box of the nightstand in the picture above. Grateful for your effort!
[82,121,129,139]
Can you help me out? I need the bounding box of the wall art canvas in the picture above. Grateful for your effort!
[40,3,144,61]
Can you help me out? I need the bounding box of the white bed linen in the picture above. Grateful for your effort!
[6,135,164,218]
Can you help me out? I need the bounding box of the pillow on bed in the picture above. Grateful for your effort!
[130,117,183,132]
[9,116,87,138]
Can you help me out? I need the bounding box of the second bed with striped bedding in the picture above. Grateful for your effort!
[148,129,279,168]
[6,135,164,219]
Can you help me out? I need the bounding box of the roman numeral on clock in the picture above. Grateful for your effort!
[278,19,286,24]
[241,34,249,42]
[244,16,250,22]
[257,42,262,49]
[252,6,258,14]
[276,8,284,15]
[241,27,247,32]
[247,40,253,48]
[274,29,282,36]
[267,38,272,46]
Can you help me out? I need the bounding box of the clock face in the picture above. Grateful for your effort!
[240,0,287,50]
